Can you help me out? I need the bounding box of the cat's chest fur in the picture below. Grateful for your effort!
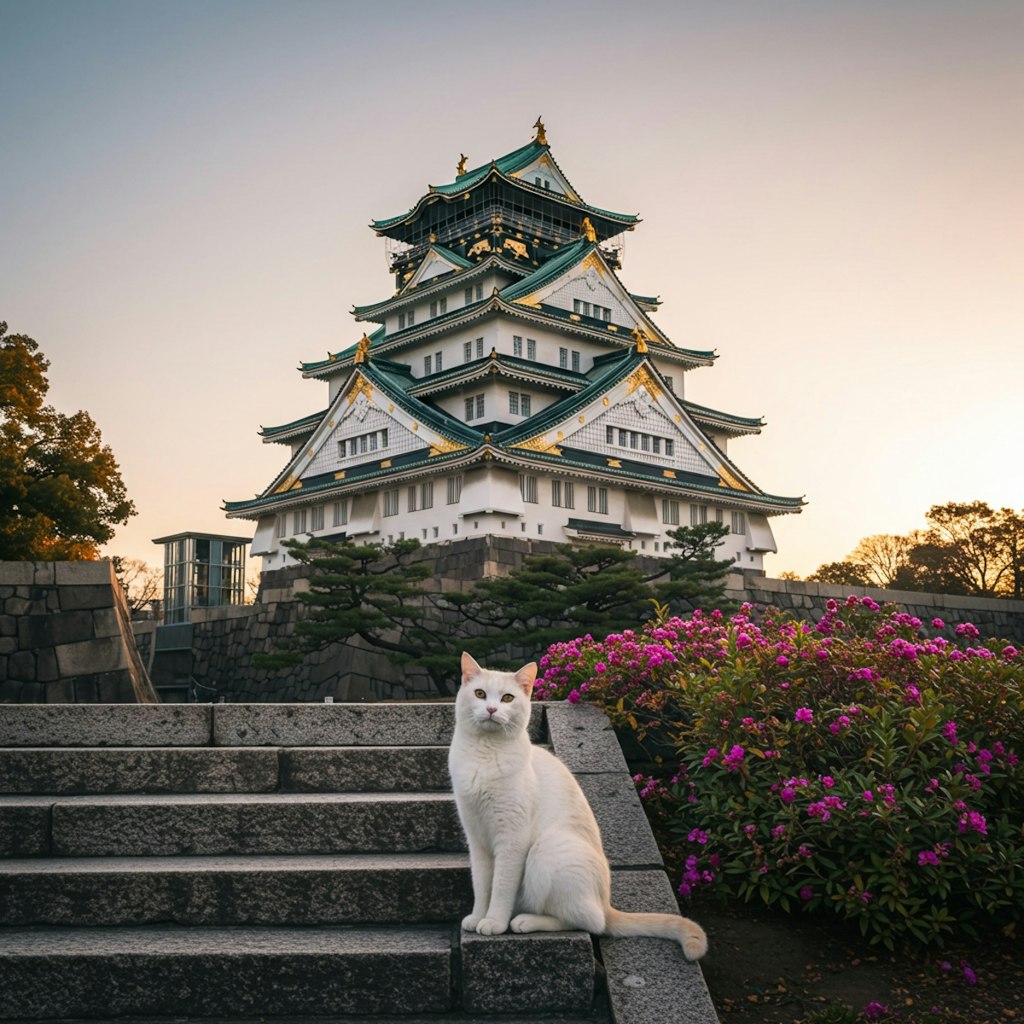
[449,736,539,842]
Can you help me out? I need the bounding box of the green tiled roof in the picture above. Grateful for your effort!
[259,409,327,440]
[352,253,528,320]
[499,239,593,301]
[299,325,386,373]
[681,400,764,433]
[371,141,638,234]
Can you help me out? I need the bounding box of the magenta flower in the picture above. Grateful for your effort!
[943,720,958,745]
[961,961,977,985]
[794,707,814,724]
[863,1002,889,1020]
[799,885,813,901]
[687,828,709,845]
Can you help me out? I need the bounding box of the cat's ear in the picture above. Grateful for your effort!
[515,662,537,696]
[461,651,482,685]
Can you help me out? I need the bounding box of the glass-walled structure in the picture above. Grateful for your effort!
[153,532,250,625]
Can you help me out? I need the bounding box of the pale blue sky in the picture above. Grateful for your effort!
[2,0,1021,576]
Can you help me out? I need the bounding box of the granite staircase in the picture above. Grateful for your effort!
[0,702,717,1023]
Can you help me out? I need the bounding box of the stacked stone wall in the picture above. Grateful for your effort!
[188,539,1024,703]
[0,561,158,704]
[727,575,1024,642]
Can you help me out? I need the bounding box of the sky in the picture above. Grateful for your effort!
[2,0,1021,579]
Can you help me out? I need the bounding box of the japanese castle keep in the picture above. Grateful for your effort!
[226,121,803,570]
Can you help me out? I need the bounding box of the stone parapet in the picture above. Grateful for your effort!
[0,561,157,704]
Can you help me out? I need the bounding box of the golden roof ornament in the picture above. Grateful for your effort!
[456,153,467,176]
[631,325,649,353]
[581,216,597,243]
[533,116,547,146]
[354,333,372,364]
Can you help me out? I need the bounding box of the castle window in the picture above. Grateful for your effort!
[574,299,590,317]
[310,505,324,532]
[665,376,674,392]
[551,479,575,508]
[275,515,287,539]
[293,509,308,534]
[407,309,415,326]
[465,286,473,305]
[559,347,568,369]
[606,425,614,444]
[440,297,447,314]
[464,341,472,363]
[407,486,418,512]
[527,338,536,360]
[332,500,348,527]
[662,500,679,525]
[429,301,437,318]
[476,284,484,301]
[513,335,522,357]
[665,439,674,456]
[508,391,530,416]
[421,481,434,509]
[587,486,608,515]
[475,337,484,358]
[424,355,432,375]
[691,504,708,526]
[435,350,443,371]
[731,510,746,535]
[398,313,406,330]
[383,490,400,517]
[571,350,580,372]
[465,394,485,421]
[476,394,484,418]
[447,475,463,504]
[520,474,538,503]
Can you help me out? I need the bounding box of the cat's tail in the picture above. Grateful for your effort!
[604,907,708,961]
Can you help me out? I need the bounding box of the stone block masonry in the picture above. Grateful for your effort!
[0,561,158,704]
[172,538,1024,703]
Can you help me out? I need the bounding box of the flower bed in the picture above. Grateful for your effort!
[534,597,1024,948]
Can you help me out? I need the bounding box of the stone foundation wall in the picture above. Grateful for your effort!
[0,561,158,704]
[181,539,1024,703]
[728,576,1024,642]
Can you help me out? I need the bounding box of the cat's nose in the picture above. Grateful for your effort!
[486,706,497,715]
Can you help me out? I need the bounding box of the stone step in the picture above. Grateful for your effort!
[0,745,451,795]
[461,930,597,1014]
[0,702,543,749]
[0,925,453,1019]
[0,792,464,857]
[0,853,471,926]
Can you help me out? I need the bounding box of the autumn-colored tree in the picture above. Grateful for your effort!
[806,560,873,586]
[0,322,135,560]
[847,533,912,587]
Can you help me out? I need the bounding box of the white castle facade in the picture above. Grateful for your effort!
[226,121,802,571]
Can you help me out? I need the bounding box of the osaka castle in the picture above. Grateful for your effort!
[225,120,803,571]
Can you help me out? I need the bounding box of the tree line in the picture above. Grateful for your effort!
[801,501,1024,599]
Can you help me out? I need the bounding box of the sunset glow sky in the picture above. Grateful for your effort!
[2,0,1021,579]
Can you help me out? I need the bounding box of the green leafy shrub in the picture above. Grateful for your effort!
[534,598,1024,948]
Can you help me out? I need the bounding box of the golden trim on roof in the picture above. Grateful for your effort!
[457,153,467,176]
[626,366,662,400]
[513,435,563,457]
[533,116,547,146]
[581,251,605,277]
[718,465,748,491]
[429,438,469,457]
[348,375,374,405]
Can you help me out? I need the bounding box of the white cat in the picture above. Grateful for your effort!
[448,651,708,960]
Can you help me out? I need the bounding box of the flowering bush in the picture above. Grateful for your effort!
[535,597,1024,948]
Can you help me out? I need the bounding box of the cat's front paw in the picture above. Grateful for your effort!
[475,917,509,935]
[461,914,482,932]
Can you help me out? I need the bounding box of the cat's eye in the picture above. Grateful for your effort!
[500,694,514,703]
[474,689,486,699]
